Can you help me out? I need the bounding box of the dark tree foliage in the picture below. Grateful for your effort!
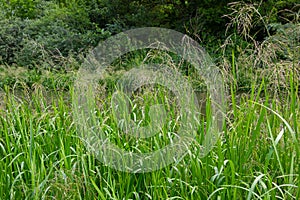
[0,0,298,68]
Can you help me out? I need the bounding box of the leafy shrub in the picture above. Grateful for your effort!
[0,18,28,65]
[0,0,40,19]
[0,2,110,69]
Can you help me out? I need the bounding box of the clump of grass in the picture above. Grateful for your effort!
[0,67,299,199]
[222,2,299,94]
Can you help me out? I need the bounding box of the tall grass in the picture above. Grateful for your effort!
[0,65,299,199]
[0,3,299,199]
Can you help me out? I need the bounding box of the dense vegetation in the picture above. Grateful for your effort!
[0,0,299,199]
[0,0,298,69]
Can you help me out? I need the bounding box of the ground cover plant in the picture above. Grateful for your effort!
[0,0,299,199]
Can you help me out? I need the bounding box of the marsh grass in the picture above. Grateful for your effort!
[0,3,299,198]
[0,65,299,199]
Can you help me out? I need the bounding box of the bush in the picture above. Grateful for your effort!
[0,0,40,19]
[0,18,27,65]
[0,1,110,69]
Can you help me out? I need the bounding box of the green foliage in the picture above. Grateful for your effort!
[0,65,75,90]
[220,1,299,92]
[0,1,110,69]
[0,1,299,199]
[0,0,40,19]
[0,0,298,67]
[0,72,299,199]
[0,18,25,65]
